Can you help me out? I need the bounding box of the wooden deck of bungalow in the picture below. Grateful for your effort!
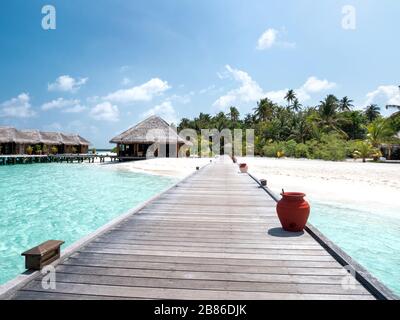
[0,154,121,165]
[5,159,382,300]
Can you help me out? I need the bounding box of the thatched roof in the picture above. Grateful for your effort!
[0,127,90,146]
[0,127,18,143]
[110,115,186,144]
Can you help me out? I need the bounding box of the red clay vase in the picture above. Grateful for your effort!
[276,192,310,232]
[239,163,248,173]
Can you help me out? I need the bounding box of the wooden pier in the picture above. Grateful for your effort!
[0,154,120,165]
[4,160,384,300]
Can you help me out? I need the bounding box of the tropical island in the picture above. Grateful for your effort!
[177,91,400,162]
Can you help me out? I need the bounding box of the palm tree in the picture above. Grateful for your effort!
[315,94,347,136]
[194,113,212,131]
[253,98,276,122]
[364,104,381,122]
[291,98,302,112]
[289,112,310,143]
[227,106,240,123]
[285,89,296,108]
[353,141,373,163]
[338,96,354,112]
[244,113,256,127]
[367,118,394,147]
[212,112,229,131]
[178,118,193,131]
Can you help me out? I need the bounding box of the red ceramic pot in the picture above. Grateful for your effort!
[239,163,248,173]
[276,192,310,232]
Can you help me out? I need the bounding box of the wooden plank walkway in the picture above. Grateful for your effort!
[10,160,374,300]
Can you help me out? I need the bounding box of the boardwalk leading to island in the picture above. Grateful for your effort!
[9,160,375,300]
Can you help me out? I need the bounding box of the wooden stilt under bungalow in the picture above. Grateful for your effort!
[2,158,395,300]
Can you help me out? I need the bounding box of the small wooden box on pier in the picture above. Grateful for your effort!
[21,240,64,270]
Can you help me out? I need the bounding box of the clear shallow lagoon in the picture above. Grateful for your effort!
[0,164,177,285]
[310,201,400,296]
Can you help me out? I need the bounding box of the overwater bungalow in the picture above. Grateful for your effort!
[110,115,186,158]
[0,127,90,155]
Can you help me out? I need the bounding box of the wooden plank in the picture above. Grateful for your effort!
[92,238,324,250]
[13,290,137,300]
[64,257,348,276]
[30,273,370,295]
[79,247,337,262]
[98,233,319,245]
[15,282,373,300]
[102,230,319,244]
[83,242,330,256]
[51,264,356,285]
[71,252,342,268]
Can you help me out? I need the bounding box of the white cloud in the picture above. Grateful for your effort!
[41,98,86,113]
[41,98,79,110]
[257,28,278,50]
[256,28,296,50]
[142,101,178,124]
[167,93,193,105]
[213,65,265,109]
[63,104,87,113]
[199,85,216,95]
[301,77,336,93]
[213,65,336,109]
[104,78,170,103]
[213,65,264,110]
[0,93,36,118]
[365,85,400,107]
[48,75,88,93]
[90,102,119,122]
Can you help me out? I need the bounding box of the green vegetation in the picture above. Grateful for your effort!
[34,144,42,155]
[50,146,58,154]
[26,146,33,155]
[178,91,400,161]
[42,145,49,154]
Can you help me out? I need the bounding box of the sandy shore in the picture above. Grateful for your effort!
[236,157,400,215]
[98,157,215,179]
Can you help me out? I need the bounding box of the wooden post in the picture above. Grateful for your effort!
[21,240,65,270]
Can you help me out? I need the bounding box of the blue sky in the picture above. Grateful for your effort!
[0,0,399,147]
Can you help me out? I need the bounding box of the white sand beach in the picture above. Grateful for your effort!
[236,157,400,215]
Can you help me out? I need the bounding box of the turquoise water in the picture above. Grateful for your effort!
[310,202,400,297]
[0,164,177,285]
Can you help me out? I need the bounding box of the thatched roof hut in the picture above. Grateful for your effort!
[110,115,185,144]
[0,127,90,146]
[109,116,187,158]
[0,126,90,155]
